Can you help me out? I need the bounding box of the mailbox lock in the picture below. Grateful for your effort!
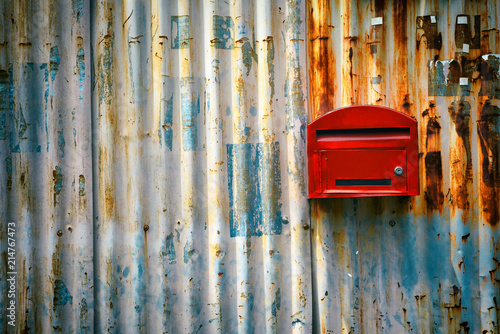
[394,166,404,176]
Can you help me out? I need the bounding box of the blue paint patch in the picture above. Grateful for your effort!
[181,93,200,151]
[58,129,65,158]
[285,0,303,40]
[50,46,60,82]
[292,318,304,328]
[53,165,63,195]
[159,94,173,150]
[248,292,254,311]
[227,142,282,237]
[0,68,12,140]
[243,126,250,138]
[226,106,231,116]
[123,266,130,278]
[76,48,85,102]
[116,265,121,274]
[242,41,257,76]
[428,60,471,96]
[249,106,257,117]
[171,16,190,49]
[10,64,47,152]
[213,16,234,49]
[72,0,84,20]
[184,241,195,263]
[371,76,381,84]
[53,279,73,307]
[138,264,143,278]
[165,233,176,264]
[271,288,281,316]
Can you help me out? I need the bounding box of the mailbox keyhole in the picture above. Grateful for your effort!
[394,166,404,176]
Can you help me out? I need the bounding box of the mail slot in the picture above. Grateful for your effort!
[308,105,419,198]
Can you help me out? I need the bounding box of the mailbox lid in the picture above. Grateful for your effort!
[322,149,407,194]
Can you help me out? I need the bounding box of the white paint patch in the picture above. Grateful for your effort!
[371,17,383,26]
[457,16,468,24]
[460,77,468,85]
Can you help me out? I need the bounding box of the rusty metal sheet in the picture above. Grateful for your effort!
[91,0,311,333]
[0,0,93,332]
[308,0,499,333]
[2,0,499,332]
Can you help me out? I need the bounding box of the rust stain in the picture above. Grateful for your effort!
[448,99,472,212]
[422,105,444,212]
[477,100,500,226]
[392,1,411,116]
[341,0,359,106]
[308,0,335,120]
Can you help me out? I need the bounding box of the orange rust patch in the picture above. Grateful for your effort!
[308,0,335,120]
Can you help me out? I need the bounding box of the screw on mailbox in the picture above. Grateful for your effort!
[394,167,404,176]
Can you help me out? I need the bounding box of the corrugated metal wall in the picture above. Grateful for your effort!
[308,0,500,332]
[91,0,310,332]
[0,0,498,333]
[0,0,93,332]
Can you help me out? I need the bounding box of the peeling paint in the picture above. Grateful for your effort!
[53,166,63,205]
[171,16,190,49]
[72,0,84,21]
[212,16,234,49]
[50,46,60,82]
[227,142,282,237]
[79,174,85,196]
[11,64,45,153]
[76,46,85,103]
[164,233,176,264]
[159,94,173,150]
[0,69,10,140]
[183,241,195,263]
[416,16,442,50]
[181,93,200,151]
[242,41,257,76]
[428,59,471,96]
[58,128,65,158]
[53,279,73,307]
[478,100,500,226]
[265,36,275,101]
[478,55,500,99]
[97,18,114,105]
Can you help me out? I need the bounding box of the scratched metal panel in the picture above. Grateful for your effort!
[92,0,311,333]
[308,0,500,333]
[0,0,93,333]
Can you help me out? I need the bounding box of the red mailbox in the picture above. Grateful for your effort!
[308,105,419,198]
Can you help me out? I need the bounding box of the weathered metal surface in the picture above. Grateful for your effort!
[308,0,500,333]
[0,0,93,332]
[91,0,311,333]
[1,0,499,333]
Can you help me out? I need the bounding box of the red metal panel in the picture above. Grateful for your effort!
[322,149,407,194]
[308,105,419,198]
